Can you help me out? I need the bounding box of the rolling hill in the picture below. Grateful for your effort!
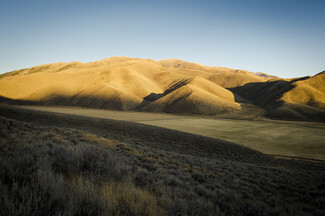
[0,57,324,121]
[231,71,325,121]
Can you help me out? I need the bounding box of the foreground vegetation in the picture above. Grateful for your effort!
[0,105,325,215]
[0,117,162,216]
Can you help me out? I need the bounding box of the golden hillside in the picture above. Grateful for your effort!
[281,72,325,109]
[141,77,241,115]
[0,57,324,121]
[0,57,249,114]
[231,71,325,121]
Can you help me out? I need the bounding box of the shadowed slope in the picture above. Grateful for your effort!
[231,72,325,121]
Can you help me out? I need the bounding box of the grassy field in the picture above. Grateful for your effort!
[140,118,325,161]
[19,105,325,161]
[1,104,325,215]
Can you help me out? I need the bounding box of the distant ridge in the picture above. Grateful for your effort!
[255,72,278,79]
[0,57,324,121]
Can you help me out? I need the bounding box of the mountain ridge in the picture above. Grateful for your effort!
[0,57,324,121]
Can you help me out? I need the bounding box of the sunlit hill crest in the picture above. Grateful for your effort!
[0,57,324,121]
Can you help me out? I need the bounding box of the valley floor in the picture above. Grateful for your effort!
[0,104,324,215]
[17,105,325,161]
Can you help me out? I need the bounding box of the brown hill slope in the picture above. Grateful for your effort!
[141,77,240,115]
[231,71,325,121]
[281,71,325,109]
[0,57,323,121]
[0,57,249,115]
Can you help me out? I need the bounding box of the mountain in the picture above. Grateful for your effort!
[0,57,324,121]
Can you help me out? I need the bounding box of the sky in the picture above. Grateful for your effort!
[0,0,324,78]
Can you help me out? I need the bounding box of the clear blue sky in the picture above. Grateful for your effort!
[0,0,324,78]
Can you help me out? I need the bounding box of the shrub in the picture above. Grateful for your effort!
[101,182,164,216]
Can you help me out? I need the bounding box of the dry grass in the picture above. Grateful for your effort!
[140,117,325,161]
[281,72,325,109]
[1,57,323,121]
[0,57,265,116]
[18,104,325,161]
[101,182,163,216]
[0,105,325,215]
[0,116,162,216]
[142,77,240,114]
[231,73,325,122]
